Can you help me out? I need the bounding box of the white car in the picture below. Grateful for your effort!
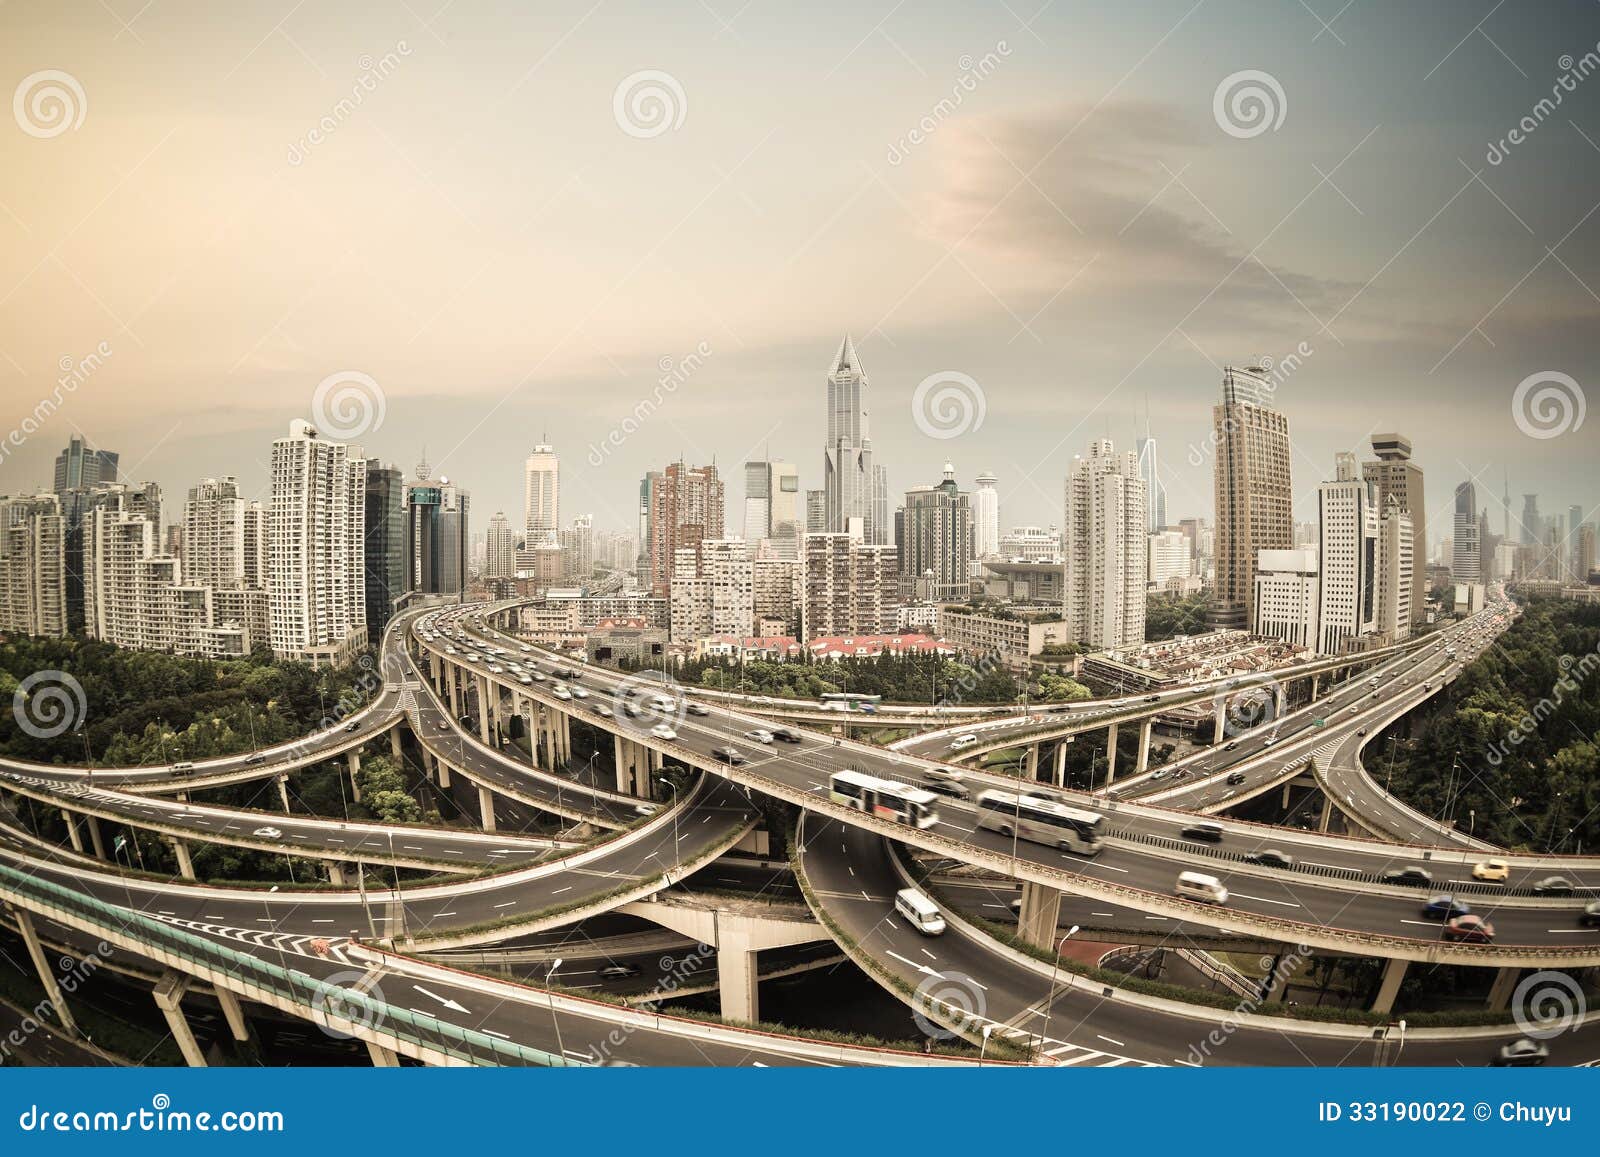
[252,826,283,839]
[745,729,774,744]
[650,723,677,741]
[571,686,590,699]
[552,684,572,701]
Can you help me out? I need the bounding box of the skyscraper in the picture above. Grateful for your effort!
[1211,365,1293,630]
[53,435,119,493]
[51,434,120,632]
[268,420,368,665]
[1453,480,1482,583]
[523,443,559,545]
[900,463,973,602]
[1374,495,1415,643]
[973,471,1000,559]
[403,455,470,598]
[1361,433,1426,627]
[823,335,882,544]
[1136,428,1165,533]
[1062,439,1147,649]
[642,462,725,595]
[743,458,801,557]
[0,494,67,637]
[1521,494,1540,545]
[1570,505,1585,581]
[1317,453,1378,655]
[485,512,515,579]
[363,462,404,641]
[183,476,249,590]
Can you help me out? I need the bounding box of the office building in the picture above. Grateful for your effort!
[1362,433,1426,626]
[402,456,470,598]
[1136,429,1165,532]
[744,458,801,558]
[1521,494,1540,545]
[523,443,559,545]
[1061,438,1147,650]
[1374,495,1415,643]
[1453,480,1481,583]
[822,335,883,544]
[900,463,973,602]
[998,525,1061,562]
[1211,365,1293,630]
[1317,453,1378,655]
[1253,548,1319,650]
[51,434,119,632]
[363,462,404,641]
[973,471,1000,559]
[1148,529,1194,591]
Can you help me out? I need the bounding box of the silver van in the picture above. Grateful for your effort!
[950,734,979,751]
[1174,871,1228,905]
[894,888,946,936]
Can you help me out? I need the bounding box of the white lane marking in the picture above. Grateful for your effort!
[1229,892,1300,908]
[1097,1035,1125,1047]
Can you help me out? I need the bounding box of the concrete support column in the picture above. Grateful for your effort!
[367,1040,400,1067]
[1281,781,1293,810]
[389,728,403,760]
[213,986,251,1042]
[1135,718,1153,775]
[1024,745,1039,782]
[347,751,362,803]
[170,838,196,880]
[1212,700,1226,744]
[477,677,493,745]
[84,815,107,860]
[328,862,347,886]
[435,755,451,789]
[614,734,644,796]
[1104,722,1119,784]
[1371,957,1408,1014]
[153,972,207,1067]
[477,784,497,832]
[1486,966,1521,1012]
[560,711,573,767]
[1261,950,1309,1002]
[276,775,291,812]
[1317,794,1335,833]
[1310,673,1320,701]
[718,931,759,1024]
[1016,881,1063,951]
[60,810,84,854]
[1052,741,1068,788]
[15,909,78,1037]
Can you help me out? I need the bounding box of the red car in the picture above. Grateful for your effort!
[1443,914,1495,943]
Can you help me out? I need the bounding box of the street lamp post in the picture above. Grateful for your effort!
[658,775,681,871]
[979,1022,994,1067]
[1037,924,1080,1056]
[547,958,568,1063]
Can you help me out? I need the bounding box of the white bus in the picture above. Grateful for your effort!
[829,770,940,829]
[974,790,1104,856]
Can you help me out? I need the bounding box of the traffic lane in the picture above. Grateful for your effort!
[0,780,753,941]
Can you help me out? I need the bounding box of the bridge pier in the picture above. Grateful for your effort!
[15,908,78,1037]
[85,815,107,859]
[718,930,760,1024]
[60,810,84,854]
[1104,723,1119,784]
[1261,950,1308,1002]
[1134,718,1153,774]
[276,775,291,812]
[153,972,207,1067]
[1317,794,1335,833]
[613,734,653,797]
[347,751,362,803]
[434,753,451,789]
[367,1040,401,1067]
[389,728,403,760]
[170,837,196,880]
[1371,957,1408,1014]
[1016,881,1063,951]
[328,862,347,886]
[214,986,252,1043]
[1486,966,1520,1011]
[477,784,497,832]
[1212,700,1226,744]
[1052,741,1068,787]
[1310,673,1320,702]
[1275,682,1287,716]
[1024,745,1039,782]
[477,677,493,745]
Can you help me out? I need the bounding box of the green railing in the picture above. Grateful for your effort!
[0,861,570,1067]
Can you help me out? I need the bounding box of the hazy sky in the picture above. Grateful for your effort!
[2,0,1597,551]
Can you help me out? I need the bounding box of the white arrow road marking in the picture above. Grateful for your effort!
[412,984,470,1013]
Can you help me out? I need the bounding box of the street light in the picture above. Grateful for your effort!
[547,957,568,1063]
[979,1022,994,1067]
[1037,924,1080,1055]
[658,775,681,869]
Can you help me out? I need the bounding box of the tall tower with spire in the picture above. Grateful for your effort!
[822,335,883,544]
[1135,398,1165,532]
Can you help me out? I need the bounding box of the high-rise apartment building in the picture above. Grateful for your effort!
[1253,548,1318,650]
[1374,495,1415,643]
[642,462,724,595]
[523,443,559,545]
[1577,524,1596,583]
[973,471,1000,559]
[801,530,897,639]
[559,515,594,580]
[1317,453,1378,655]
[0,494,67,637]
[1453,480,1482,583]
[1361,433,1426,626]
[1211,365,1293,630]
[1061,439,1147,649]
[52,434,119,632]
[669,538,753,642]
[900,464,973,602]
[1147,529,1194,591]
[822,335,883,544]
[805,488,826,534]
[268,420,368,666]
[363,462,404,641]
[182,476,249,590]
[743,458,801,558]
[752,556,801,634]
[485,512,515,579]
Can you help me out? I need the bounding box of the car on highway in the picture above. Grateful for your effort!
[744,729,775,745]
[1382,866,1433,887]
[344,720,362,732]
[769,726,803,744]
[632,803,658,817]
[1421,895,1470,919]
[1223,741,1238,751]
[243,752,267,765]
[713,747,747,765]
[1174,871,1228,905]
[950,734,979,750]
[1532,875,1575,896]
[1244,849,1294,869]
[1443,914,1495,943]
[686,703,710,716]
[1150,768,1169,781]
[1492,1037,1549,1067]
[252,826,283,839]
[1581,901,1600,928]
[1225,771,1247,786]
[170,762,195,777]
[1179,822,1224,843]
[1356,728,1367,736]
[894,888,946,936]
[598,964,641,979]
[649,723,677,741]
[1471,858,1510,883]
[594,704,615,719]
[920,776,971,801]
[570,686,589,699]
[436,720,449,730]
[552,684,572,701]
[1262,736,1278,747]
